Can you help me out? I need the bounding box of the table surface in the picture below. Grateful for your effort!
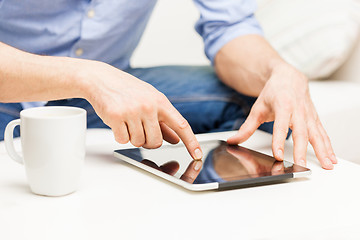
[0,129,359,240]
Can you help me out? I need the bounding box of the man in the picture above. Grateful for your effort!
[0,0,336,169]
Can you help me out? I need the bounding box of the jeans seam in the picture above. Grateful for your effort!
[0,106,20,117]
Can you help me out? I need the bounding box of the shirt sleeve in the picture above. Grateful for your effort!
[193,0,263,64]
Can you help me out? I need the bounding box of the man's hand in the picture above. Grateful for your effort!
[227,62,337,169]
[215,35,336,170]
[0,42,202,160]
[78,61,203,160]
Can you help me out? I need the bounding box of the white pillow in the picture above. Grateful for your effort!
[255,0,360,79]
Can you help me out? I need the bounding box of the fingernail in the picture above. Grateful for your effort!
[194,148,203,160]
[277,149,284,160]
[194,160,202,171]
[298,159,306,167]
[324,158,333,170]
[330,154,337,164]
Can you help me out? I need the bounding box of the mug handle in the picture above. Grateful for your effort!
[4,119,23,164]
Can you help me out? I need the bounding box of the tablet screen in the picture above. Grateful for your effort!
[116,140,309,184]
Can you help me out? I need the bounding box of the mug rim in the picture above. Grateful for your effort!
[20,106,86,120]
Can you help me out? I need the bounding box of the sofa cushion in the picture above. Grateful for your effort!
[256,0,360,79]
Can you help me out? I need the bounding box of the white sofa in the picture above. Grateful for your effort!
[131,0,360,164]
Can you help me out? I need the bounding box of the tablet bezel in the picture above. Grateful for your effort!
[113,140,311,191]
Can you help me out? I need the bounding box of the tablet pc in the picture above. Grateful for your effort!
[114,140,311,191]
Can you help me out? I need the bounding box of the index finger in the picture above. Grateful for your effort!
[159,105,203,160]
[227,104,263,145]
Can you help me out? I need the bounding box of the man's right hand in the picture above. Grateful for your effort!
[0,42,202,160]
[77,60,203,160]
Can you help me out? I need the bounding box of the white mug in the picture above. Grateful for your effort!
[4,106,86,197]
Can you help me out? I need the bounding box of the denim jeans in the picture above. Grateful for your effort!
[0,65,274,141]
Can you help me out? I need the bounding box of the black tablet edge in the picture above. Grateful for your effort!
[218,173,293,190]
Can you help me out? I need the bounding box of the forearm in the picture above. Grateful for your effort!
[0,42,86,103]
[214,35,286,97]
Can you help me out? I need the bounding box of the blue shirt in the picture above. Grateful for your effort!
[0,0,262,108]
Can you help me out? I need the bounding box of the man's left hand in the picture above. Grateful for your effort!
[227,61,337,169]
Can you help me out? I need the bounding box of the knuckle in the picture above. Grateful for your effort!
[151,140,163,149]
[312,115,320,124]
[239,124,252,136]
[292,131,308,142]
[125,108,137,119]
[276,127,289,136]
[281,102,293,113]
[111,112,125,123]
[131,139,145,148]
[307,121,317,131]
[130,134,146,147]
[114,109,126,119]
[145,136,163,149]
[323,134,331,143]
[178,118,190,130]
[249,108,261,119]
[309,131,321,143]
[188,138,200,149]
[119,139,129,144]
[153,135,164,148]
[252,111,265,124]
[140,103,155,114]
[113,128,129,144]
[116,136,129,144]
[103,108,121,124]
[156,92,169,106]
[318,150,328,159]
[114,132,129,144]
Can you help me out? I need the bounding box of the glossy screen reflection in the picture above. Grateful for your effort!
[117,140,309,184]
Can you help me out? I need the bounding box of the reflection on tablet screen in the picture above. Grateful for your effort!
[118,141,308,184]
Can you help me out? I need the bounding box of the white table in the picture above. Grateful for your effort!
[1,129,359,240]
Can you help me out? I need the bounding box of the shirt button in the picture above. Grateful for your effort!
[87,9,95,18]
[75,48,83,56]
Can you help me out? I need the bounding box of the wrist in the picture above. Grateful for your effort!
[267,58,309,86]
[66,58,97,101]
[266,58,288,78]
